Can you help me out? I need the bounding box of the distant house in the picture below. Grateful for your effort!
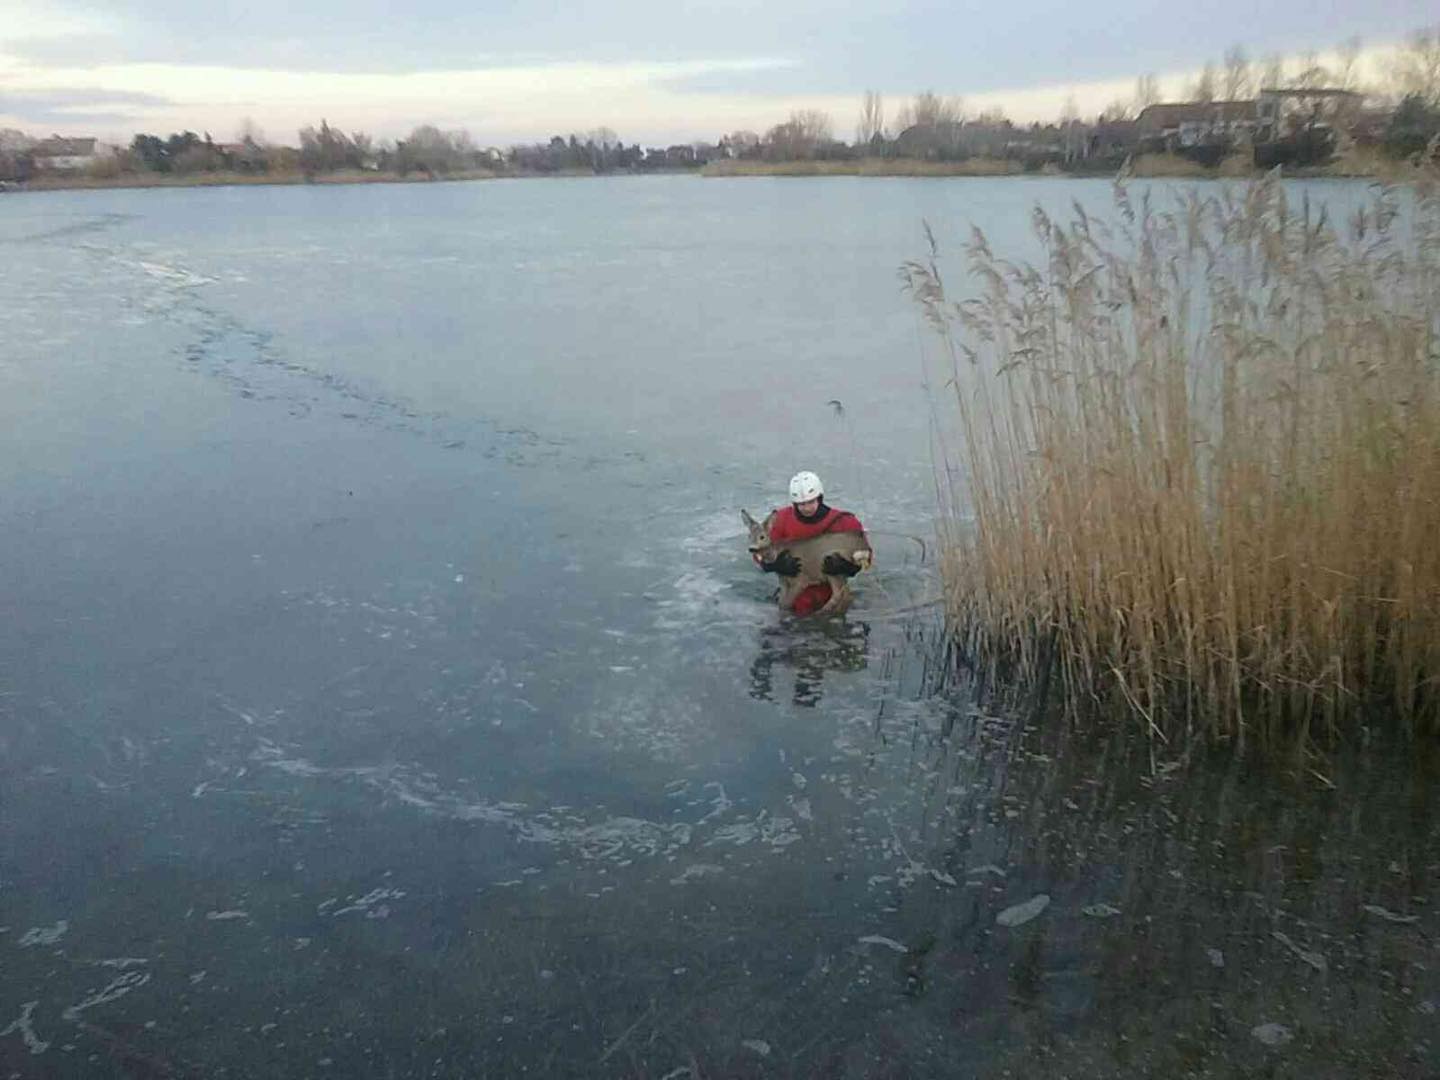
[719,131,761,159]
[217,141,265,171]
[955,121,1020,158]
[1255,88,1364,140]
[1087,120,1140,159]
[892,120,1013,159]
[1135,101,1259,150]
[893,120,966,159]
[32,136,110,171]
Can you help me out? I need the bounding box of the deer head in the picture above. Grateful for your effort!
[740,509,776,555]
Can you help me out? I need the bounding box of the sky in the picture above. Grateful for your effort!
[0,1,1434,147]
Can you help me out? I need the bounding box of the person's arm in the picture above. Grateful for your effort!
[822,551,865,576]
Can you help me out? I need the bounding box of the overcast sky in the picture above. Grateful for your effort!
[0,1,1432,145]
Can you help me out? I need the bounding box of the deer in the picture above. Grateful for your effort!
[741,509,873,617]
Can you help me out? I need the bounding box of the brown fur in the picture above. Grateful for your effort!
[742,509,873,617]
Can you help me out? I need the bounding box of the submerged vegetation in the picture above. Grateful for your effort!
[907,166,1440,746]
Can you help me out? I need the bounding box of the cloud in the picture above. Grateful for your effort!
[660,64,817,98]
[0,87,172,108]
[0,3,125,41]
[0,0,1425,144]
[0,0,803,75]
[0,86,175,130]
[0,53,820,143]
[0,2,128,65]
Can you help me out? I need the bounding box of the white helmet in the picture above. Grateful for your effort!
[789,471,824,503]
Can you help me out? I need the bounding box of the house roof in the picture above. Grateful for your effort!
[34,136,97,157]
[1257,87,1363,99]
[896,120,966,142]
[1135,102,1258,132]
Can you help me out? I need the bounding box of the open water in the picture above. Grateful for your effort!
[0,175,1435,1078]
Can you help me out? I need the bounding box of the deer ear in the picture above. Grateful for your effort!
[762,510,778,531]
[740,509,760,530]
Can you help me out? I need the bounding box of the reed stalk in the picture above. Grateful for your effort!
[907,167,1440,744]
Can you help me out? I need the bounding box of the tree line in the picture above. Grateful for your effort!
[822,26,1440,169]
[2,24,1436,184]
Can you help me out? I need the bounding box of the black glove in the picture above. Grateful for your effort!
[822,553,862,578]
[761,551,802,577]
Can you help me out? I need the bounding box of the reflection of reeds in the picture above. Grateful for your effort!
[905,169,1440,745]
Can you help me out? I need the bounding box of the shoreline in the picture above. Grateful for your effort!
[1,152,1418,195]
[0,165,711,194]
[3,168,502,194]
[702,151,1417,181]
[701,157,1027,178]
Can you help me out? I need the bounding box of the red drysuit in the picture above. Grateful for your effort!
[761,505,868,616]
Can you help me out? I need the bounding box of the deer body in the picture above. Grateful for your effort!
[742,509,873,617]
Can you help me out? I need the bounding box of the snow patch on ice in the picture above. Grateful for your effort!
[17,921,68,947]
[1,1002,49,1055]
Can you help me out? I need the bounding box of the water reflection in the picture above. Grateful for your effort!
[869,687,1440,1078]
[747,617,871,707]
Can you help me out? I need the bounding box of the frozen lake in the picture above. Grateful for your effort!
[1,174,1434,1078]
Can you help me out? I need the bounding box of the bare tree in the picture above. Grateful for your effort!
[1395,24,1440,104]
[298,120,366,172]
[1058,94,1083,161]
[856,90,885,147]
[764,109,834,159]
[904,91,964,129]
[1259,53,1286,92]
[793,109,833,142]
[1222,44,1251,100]
[1334,35,1363,91]
[1191,62,1218,102]
[1098,99,1133,122]
[397,125,463,174]
[1290,50,1330,90]
[237,117,268,147]
[721,130,761,155]
[1133,73,1162,112]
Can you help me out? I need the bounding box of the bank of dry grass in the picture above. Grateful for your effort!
[1124,152,1217,178]
[907,170,1440,746]
[702,157,1025,178]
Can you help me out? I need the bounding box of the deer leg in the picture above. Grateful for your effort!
[777,579,802,611]
[815,576,851,617]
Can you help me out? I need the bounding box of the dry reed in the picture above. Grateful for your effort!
[905,168,1440,746]
[1125,153,1216,179]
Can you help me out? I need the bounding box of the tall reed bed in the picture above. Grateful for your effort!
[906,169,1440,746]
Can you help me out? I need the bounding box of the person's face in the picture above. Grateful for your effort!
[796,497,820,516]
